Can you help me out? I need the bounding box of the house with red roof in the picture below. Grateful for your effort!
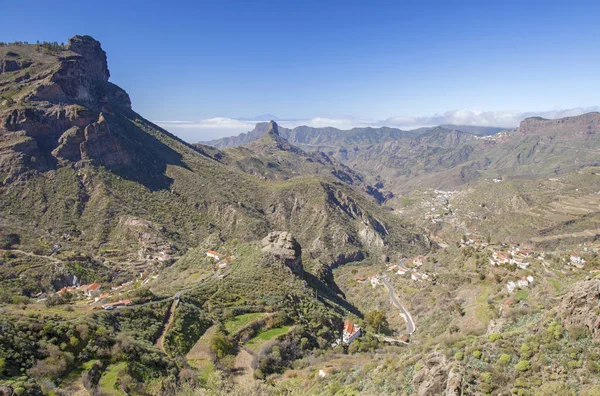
[206,250,220,260]
[342,320,361,344]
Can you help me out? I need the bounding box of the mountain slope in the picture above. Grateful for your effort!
[0,36,429,297]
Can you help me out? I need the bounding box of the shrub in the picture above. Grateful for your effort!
[497,353,511,366]
[472,350,482,359]
[210,333,234,359]
[515,360,530,372]
[454,352,464,361]
[488,333,503,342]
[520,343,533,359]
[545,321,563,341]
[567,360,583,370]
[480,371,492,383]
[568,325,589,341]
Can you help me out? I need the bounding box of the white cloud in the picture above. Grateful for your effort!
[156,107,600,143]
[156,118,259,142]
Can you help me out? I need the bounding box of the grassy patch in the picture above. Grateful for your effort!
[224,312,268,334]
[474,287,491,324]
[197,360,214,384]
[548,278,561,293]
[514,290,529,301]
[399,197,418,206]
[245,325,292,351]
[98,362,127,396]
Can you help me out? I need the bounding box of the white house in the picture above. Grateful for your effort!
[570,254,586,267]
[370,275,380,288]
[526,275,534,283]
[206,250,220,260]
[506,281,516,293]
[517,278,529,289]
[411,272,420,281]
[396,268,407,275]
[342,320,361,344]
[513,259,530,270]
[318,369,329,378]
[157,251,171,262]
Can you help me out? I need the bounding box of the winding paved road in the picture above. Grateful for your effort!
[381,277,416,335]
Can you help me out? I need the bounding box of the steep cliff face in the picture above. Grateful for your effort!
[0,35,135,184]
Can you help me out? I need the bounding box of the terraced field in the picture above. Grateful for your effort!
[185,325,218,370]
[245,325,293,352]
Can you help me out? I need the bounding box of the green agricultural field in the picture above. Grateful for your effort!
[224,312,268,334]
[245,325,292,351]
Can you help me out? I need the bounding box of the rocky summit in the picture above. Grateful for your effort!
[0,35,135,184]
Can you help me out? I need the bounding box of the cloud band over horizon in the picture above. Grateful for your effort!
[156,107,600,143]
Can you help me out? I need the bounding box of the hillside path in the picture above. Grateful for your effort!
[156,299,178,354]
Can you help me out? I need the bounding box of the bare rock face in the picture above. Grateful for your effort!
[412,352,462,396]
[0,35,138,183]
[67,35,110,81]
[445,369,463,396]
[261,231,303,275]
[559,279,600,339]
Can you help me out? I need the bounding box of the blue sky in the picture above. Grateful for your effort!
[1,0,599,140]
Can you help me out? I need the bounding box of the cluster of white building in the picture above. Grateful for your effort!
[489,248,532,269]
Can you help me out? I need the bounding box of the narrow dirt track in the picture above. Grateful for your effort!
[156,300,177,354]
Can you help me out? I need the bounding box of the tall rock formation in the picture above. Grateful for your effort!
[261,231,303,275]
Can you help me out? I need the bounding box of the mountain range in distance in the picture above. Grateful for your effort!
[203,112,600,194]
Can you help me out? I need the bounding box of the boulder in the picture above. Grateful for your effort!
[0,386,14,396]
[559,279,600,339]
[261,231,303,275]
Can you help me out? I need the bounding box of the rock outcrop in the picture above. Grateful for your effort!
[412,352,454,396]
[559,279,600,339]
[0,385,14,396]
[518,112,600,138]
[0,35,139,183]
[261,231,303,275]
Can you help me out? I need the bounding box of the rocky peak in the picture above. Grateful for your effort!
[248,120,303,154]
[266,120,280,136]
[261,231,303,275]
[66,35,110,81]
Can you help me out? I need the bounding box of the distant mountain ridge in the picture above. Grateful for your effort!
[203,112,600,194]
[202,123,503,149]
